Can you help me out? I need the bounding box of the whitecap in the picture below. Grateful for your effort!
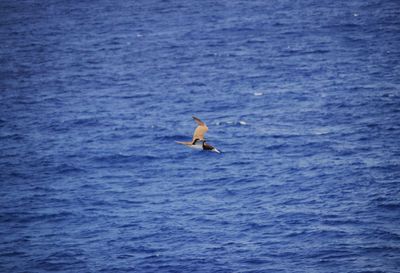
[253,92,263,96]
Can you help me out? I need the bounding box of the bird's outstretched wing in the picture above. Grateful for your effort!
[192,116,205,126]
[192,116,208,142]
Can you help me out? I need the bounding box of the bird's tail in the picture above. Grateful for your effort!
[175,141,192,146]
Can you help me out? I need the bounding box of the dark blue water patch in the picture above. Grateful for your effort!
[34,257,87,273]
[54,163,87,175]
[1,211,76,225]
[376,202,400,211]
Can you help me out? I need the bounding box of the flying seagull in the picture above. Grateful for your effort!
[176,116,221,153]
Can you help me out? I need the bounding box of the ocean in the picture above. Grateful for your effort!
[1,0,399,272]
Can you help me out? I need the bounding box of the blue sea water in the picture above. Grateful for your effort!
[1,0,400,272]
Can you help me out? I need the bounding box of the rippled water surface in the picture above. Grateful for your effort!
[1,0,400,272]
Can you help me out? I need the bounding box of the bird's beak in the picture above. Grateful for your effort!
[212,148,221,154]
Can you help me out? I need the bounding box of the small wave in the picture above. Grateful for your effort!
[35,256,85,271]
[92,153,157,164]
[42,97,64,104]
[309,249,355,260]
[118,94,152,99]
[14,99,38,105]
[0,251,26,257]
[305,49,330,54]
[322,218,362,226]
[245,39,266,44]
[41,211,76,222]
[215,120,248,126]
[264,143,286,150]
[322,23,361,30]
[185,81,206,87]
[0,133,24,140]
[243,222,274,232]
[265,133,303,139]
[312,128,333,135]
[55,163,86,174]
[72,118,101,126]
[118,198,145,205]
[241,258,270,265]
[120,245,161,254]
[360,245,400,254]
[1,211,75,224]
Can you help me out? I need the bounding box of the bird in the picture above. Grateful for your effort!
[176,116,221,153]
